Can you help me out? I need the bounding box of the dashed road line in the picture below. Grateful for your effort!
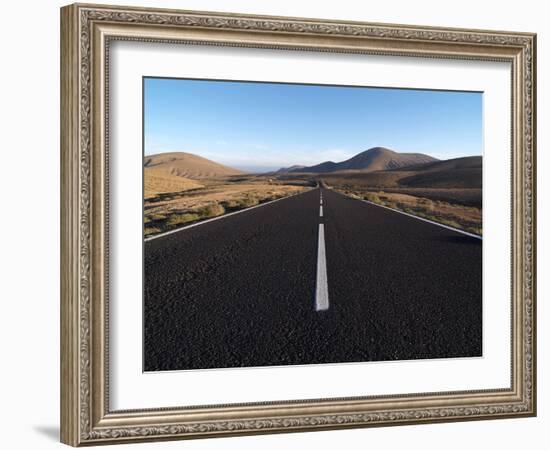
[315,223,329,311]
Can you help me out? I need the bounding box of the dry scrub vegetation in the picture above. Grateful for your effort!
[144,176,310,236]
[334,188,482,236]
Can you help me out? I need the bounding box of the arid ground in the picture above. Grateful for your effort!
[144,148,482,237]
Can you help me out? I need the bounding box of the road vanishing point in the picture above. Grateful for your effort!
[144,187,482,371]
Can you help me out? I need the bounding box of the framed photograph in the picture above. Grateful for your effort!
[60,3,537,446]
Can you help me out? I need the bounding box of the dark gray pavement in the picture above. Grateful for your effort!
[144,187,482,371]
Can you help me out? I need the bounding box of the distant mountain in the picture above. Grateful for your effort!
[320,155,481,190]
[144,152,245,179]
[289,147,437,174]
[275,165,307,174]
[395,155,481,173]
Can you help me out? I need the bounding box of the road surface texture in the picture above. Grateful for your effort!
[144,188,482,371]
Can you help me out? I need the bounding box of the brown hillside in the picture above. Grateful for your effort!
[144,152,245,179]
[337,147,437,172]
[144,168,203,199]
[321,155,481,190]
[293,147,437,174]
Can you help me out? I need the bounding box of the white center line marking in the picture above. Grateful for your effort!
[315,224,329,311]
[319,205,324,217]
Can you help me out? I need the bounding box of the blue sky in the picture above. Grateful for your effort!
[144,77,482,172]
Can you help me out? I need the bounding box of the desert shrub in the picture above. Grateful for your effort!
[197,203,225,218]
[263,192,285,202]
[147,213,167,222]
[423,214,440,222]
[364,192,381,203]
[224,193,279,211]
[144,226,162,236]
[166,213,200,226]
[222,199,240,209]
[417,197,434,210]
[237,196,259,208]
[469,227,483,236]
[438,218,462,229]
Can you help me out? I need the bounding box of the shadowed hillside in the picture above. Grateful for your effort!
[396,156,482,188]
[320,155,482,235]
[321,155,481,191]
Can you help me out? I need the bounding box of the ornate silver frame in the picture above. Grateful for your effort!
[60,3,536,446]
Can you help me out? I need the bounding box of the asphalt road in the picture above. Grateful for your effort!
[144,187,482,371]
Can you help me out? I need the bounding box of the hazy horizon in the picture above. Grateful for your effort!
[145,147,482,174]
[144,78,483,171]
